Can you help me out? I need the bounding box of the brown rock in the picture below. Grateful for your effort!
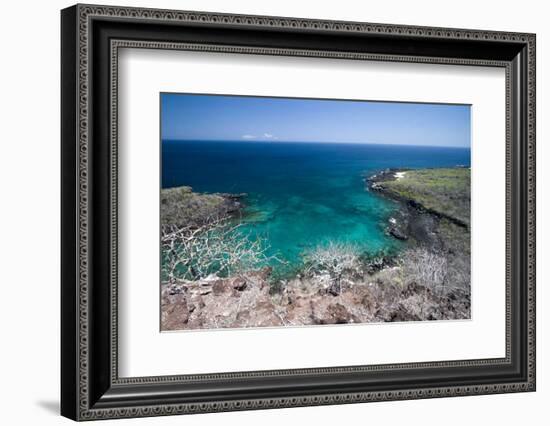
[212,279,231,296]
[361,291,376,311]
[326,303,355,324]
[388,303,421,322]
[311,301,358,325]
[232,277,247,291]
[161,294,190,331]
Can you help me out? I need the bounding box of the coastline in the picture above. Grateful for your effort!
[160,168,471,330]
[367,167,470,249]
[160,185,246,228]
[367,167,470,225]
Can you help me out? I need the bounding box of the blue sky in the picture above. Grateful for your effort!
[161,93,471,148]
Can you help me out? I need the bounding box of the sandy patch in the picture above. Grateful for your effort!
[395,171,407,180]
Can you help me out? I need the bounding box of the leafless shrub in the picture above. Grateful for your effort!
[400,248,448,294]
[161,216,279,283]
[303,242,361,295]
[445,254,471,292]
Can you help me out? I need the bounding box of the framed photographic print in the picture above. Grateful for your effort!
[61,4,536,421]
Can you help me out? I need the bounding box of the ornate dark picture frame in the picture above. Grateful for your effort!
[61,4,536,421]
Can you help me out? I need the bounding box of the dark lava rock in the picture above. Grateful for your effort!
[406,207,442,250]
[389,226,408,240]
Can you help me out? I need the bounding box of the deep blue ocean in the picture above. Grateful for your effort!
[162,140,470,269]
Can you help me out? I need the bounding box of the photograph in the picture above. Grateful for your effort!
[160,94,472,331]
[57,3,536,420]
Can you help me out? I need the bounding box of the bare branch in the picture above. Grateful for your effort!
[161,216,281,283]
[399,248,448,294]
[302,242,361,295]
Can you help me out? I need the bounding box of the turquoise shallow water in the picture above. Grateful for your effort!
[162,140,470,270]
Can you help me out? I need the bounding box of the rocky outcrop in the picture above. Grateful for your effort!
[161,267,284,330]
[161,266,470,331]
[161,186,245,228]
[366,168,467,250]
[367,168,470,229]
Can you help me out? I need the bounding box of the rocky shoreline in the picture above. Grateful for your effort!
[366,168,470,250]
[161,185,246,228]
[367,169,439,248]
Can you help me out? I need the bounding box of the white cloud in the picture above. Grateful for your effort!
[242,133,279,141]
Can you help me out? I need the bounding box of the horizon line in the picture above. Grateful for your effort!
[162,139,471,149]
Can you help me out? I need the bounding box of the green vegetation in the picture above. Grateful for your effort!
[161,186,241,227]
[381,168,470,227]
[439,217,470,255]
[372,168,471,298]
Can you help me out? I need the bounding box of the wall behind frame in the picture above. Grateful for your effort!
[0,1,546,425]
